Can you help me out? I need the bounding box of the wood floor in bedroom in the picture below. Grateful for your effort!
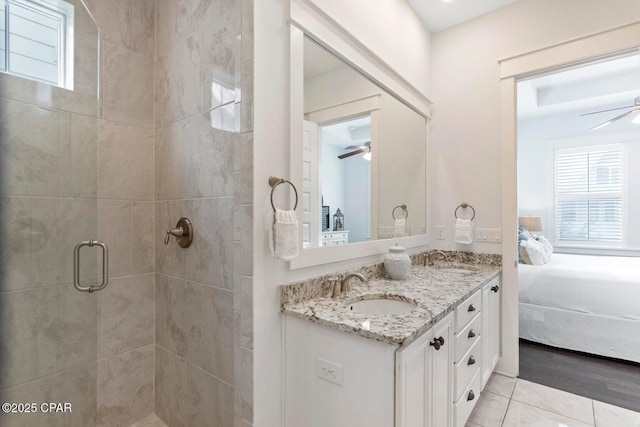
[519,339,640,413]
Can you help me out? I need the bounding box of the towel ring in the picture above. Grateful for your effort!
[269,176,298,213]
[392,204,408,220]
[454,203,476,221]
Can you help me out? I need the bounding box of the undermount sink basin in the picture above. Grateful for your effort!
[348,297,417,315]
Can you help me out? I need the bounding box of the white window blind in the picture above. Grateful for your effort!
[555,146,623,244]
[0,0,73,88]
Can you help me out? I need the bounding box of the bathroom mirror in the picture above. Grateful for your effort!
[299,35,427,249]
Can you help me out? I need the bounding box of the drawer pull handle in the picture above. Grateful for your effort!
[491,285,500,293]
[468,355,476,365]
[429,336,445,350]
[467,390,475,401]
[468,304,477,312]
[468,329,476,339]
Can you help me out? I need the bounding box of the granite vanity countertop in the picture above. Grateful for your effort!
[282,264,501,347]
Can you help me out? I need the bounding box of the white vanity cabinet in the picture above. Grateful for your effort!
[482,275,501,387]
[396,313,454,427]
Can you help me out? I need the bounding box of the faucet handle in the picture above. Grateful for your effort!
[328,277,341,298]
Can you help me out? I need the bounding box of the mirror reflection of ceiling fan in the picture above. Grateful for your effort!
[582,96,640,130]
[338,141,370,159]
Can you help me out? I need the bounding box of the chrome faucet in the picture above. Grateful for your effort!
[331,273,367,298]
[424,250,446,267]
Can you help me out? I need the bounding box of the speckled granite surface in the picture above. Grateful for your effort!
[281,251,501,347]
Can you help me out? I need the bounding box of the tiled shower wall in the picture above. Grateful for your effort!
[153,0,254,426]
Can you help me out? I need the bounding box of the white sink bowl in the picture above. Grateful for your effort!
[348,298,417,315]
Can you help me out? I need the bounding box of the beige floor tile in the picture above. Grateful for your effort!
[485,373,517,398]
[511,379,594,424]
[468,391,510,427]
[593,400,640,427]
[503,400,594,427]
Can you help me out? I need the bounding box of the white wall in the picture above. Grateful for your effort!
[430,0,640,253]
[253,1,431,425]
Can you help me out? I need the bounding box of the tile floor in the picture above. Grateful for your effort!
[467,373,640,427]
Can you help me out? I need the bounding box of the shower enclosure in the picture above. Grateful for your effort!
[0,0,102,425]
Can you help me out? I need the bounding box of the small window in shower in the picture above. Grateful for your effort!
[0,0,74,89]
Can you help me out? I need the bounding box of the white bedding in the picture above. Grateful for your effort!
[518,253,640,362]
[519,253,640,321]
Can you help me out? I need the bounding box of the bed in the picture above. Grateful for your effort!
[519,253,640,363]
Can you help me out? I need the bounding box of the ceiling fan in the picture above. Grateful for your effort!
[582,96,640,130]
[338,141,371,159]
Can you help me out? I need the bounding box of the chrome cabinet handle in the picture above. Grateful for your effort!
[74,240,109,293]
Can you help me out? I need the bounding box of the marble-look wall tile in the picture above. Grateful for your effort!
[155,345,187,427]
[84,0,132,50]
[97,345,154,427]
[234,132,253,204]
[132,0,155,56]
[0,196,32,291]
[241,60,253,133]
[31,198,97,287]
[98,120,154,200]
[201,285,234,384]
[155,274,202,364]
[68,113,99,198]
[98,200,131,278]
[155,114,234,200]
[241,0,254,64]
[99,274,154,358]
[0,363,97,427]
[131,202,155,274]
[185,198,234,288]
[0,285,98,388]
[102,42,154,128]
[234,347,253,424]
[185,364,234,427]
[236,275,253,349]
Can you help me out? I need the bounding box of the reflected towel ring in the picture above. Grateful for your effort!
[454,203,476,221]
[269,176,298,213]
[392,204,408,220]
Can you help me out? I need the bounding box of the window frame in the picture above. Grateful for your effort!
[552,143,626,250]
[1,0,74,89]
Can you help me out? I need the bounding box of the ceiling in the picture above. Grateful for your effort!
[517,51,640,122]
[408,0,522,33]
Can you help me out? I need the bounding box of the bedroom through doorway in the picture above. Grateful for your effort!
[515,49,640,410]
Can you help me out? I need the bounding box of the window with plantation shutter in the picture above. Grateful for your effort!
[0,0,74,89]
[554,145,623,245]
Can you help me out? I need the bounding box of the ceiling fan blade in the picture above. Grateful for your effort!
[591,108,639,130]
[580,105,635,117]
[338,147,366,159]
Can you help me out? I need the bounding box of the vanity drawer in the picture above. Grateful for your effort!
[454,312,481,362]
[455,290,481,333]
[454,338,481,402]
[454,369,482,427]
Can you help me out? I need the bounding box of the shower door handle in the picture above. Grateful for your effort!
[73,240,109,293]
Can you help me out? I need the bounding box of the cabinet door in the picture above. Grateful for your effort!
[430,313,454,427]
[482,276,501,388]
[396,330,432,427]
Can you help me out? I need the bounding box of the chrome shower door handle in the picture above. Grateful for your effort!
[74,240,109,293]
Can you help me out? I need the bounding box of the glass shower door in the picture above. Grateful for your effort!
[0,0,101,425]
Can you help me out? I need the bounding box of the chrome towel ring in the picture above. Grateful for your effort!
[454,203,476,221]
[269,176,298,212]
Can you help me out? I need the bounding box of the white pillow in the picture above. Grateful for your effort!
[536,235,553,256]
[519,238,550,265]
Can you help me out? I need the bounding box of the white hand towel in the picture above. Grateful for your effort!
[393,218,407,237]
[270,208,299,261]
[454,218,473,244]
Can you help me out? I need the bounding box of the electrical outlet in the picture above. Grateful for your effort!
[436,225,445,240]
[316,358,343,386]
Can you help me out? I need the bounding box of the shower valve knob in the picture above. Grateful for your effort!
[164,217,193,248]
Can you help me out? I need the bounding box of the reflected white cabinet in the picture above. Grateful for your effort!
[481,276,501,388]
